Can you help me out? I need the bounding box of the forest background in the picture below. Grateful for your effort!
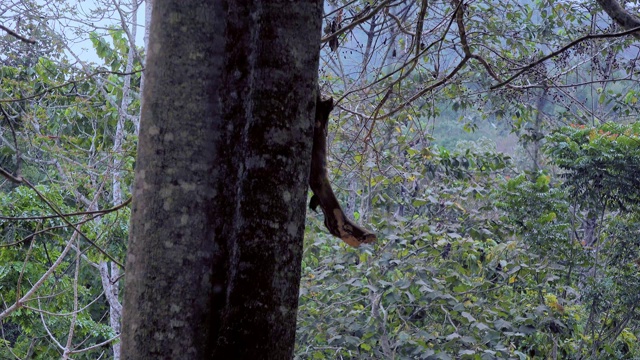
[1,0,640,359]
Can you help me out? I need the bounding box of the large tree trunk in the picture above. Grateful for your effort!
[121,1,324,359]
[596,0,640,34]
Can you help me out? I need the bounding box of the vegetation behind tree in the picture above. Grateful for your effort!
[1,0,640,358]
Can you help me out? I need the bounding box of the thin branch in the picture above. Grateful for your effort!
[66,334,120,355]
[0,24,36,44]
[0,69,144,104]
[377,55,471,121]
[492,25,640,89]
[517,76,640,89]
[38,298,65,352]
[22,290,106,317]
[0,197,108,322]
[22,178,124,268]
[62,248,81,359]
[453,0,505,85]
[0,166,22,183]
[361,2,460,140]
[16,231,36,300]
[324,0,358,19]
[321,0,397,45]
[387,9,415,36]
[0,197,132,221]
[111,0,144,65]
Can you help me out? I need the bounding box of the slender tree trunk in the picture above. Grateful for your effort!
[138,0,153,131]
[121,1,324,359]
[99,262,122,359]
[102,3,139,358]
[596,0,640,36]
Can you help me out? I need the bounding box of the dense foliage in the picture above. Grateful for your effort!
[296,123,640,359]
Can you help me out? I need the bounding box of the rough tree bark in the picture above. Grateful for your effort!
[121,1,324,359]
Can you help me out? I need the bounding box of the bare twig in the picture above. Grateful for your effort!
[66,334,120,355]
[492,25,640,89]
[0,24,36,44]
[21,178,124,268]
[0,166,22,183]
[62,249,81,359]
[0,69,144,104]
[0,197,132,221]
[321,0,397,45]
